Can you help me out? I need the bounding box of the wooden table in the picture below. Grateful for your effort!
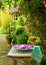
[7,46,40,65]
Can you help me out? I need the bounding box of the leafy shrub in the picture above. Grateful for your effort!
[6,34,13,39]
[0,10,13,34]
[14,28,24,35]
[15,16,23,26]
[41,56,46,65]
[40,23,46,39]
[13,33,28,44]
[12,28,24,45]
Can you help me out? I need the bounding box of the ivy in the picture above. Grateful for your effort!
[1,0,17,9]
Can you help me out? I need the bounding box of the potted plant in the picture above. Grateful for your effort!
[6,34,13,44]
[13,33,28,45]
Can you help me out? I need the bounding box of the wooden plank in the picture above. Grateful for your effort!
[7,46,32,57]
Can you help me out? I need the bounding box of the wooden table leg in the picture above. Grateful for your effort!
[17,60,24,65]
[15,60,17,65]
[13,58,17,65]
[13,57,37,65]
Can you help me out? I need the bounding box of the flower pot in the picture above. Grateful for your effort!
[6,38,12,44]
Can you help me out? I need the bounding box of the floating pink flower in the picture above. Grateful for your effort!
[14,45,20,48]
[14,44,34,49]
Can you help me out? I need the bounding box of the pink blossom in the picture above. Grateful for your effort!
[43,1,46,7]
[28,46,34,48]
[14,45,20,48]
[14,44,34,49]
[30,38,37,42]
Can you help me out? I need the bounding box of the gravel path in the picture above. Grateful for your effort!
[0,34,7,43]
[0,35,12,65]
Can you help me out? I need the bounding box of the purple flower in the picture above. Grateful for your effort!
[14,44,34,49]
[14,45,20,48]
[28,45,34,48]
[30,38,37,42]
[19,44,28,49]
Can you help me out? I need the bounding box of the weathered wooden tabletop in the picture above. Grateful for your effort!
[7,46,40,65]
[7,46,32,57]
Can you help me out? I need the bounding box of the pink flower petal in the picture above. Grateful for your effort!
[14,44,34,49]
[14,45,19,48]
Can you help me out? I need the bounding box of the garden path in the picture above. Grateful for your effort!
[0,34,7,43]
[0,34,14,65]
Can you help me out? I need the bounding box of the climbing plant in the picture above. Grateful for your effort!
[0,0,46,43]
[14,0,46,47]
[16,0,46,20]
[1,0,18,9]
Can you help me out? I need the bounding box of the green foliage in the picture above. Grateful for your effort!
[16,0,46,20]
[14,28,23,36]
[0,0,46,45]
[12,16,24,44]
[40,23,46,38]
[16,0,46,40]
[1,0,16,9]
[0,26,6,34]
[41,46,46,55]
[17,0,31,16]
[15,16,23,25]
[14,16,24,35]
[30,0,44,14]
[1,0,18,10]
[17,0,24,6]
[0,10,14,34]
[6,33,13,39]
[16,33,28,44]
[15,16,23,30]
[41,56,46,65]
